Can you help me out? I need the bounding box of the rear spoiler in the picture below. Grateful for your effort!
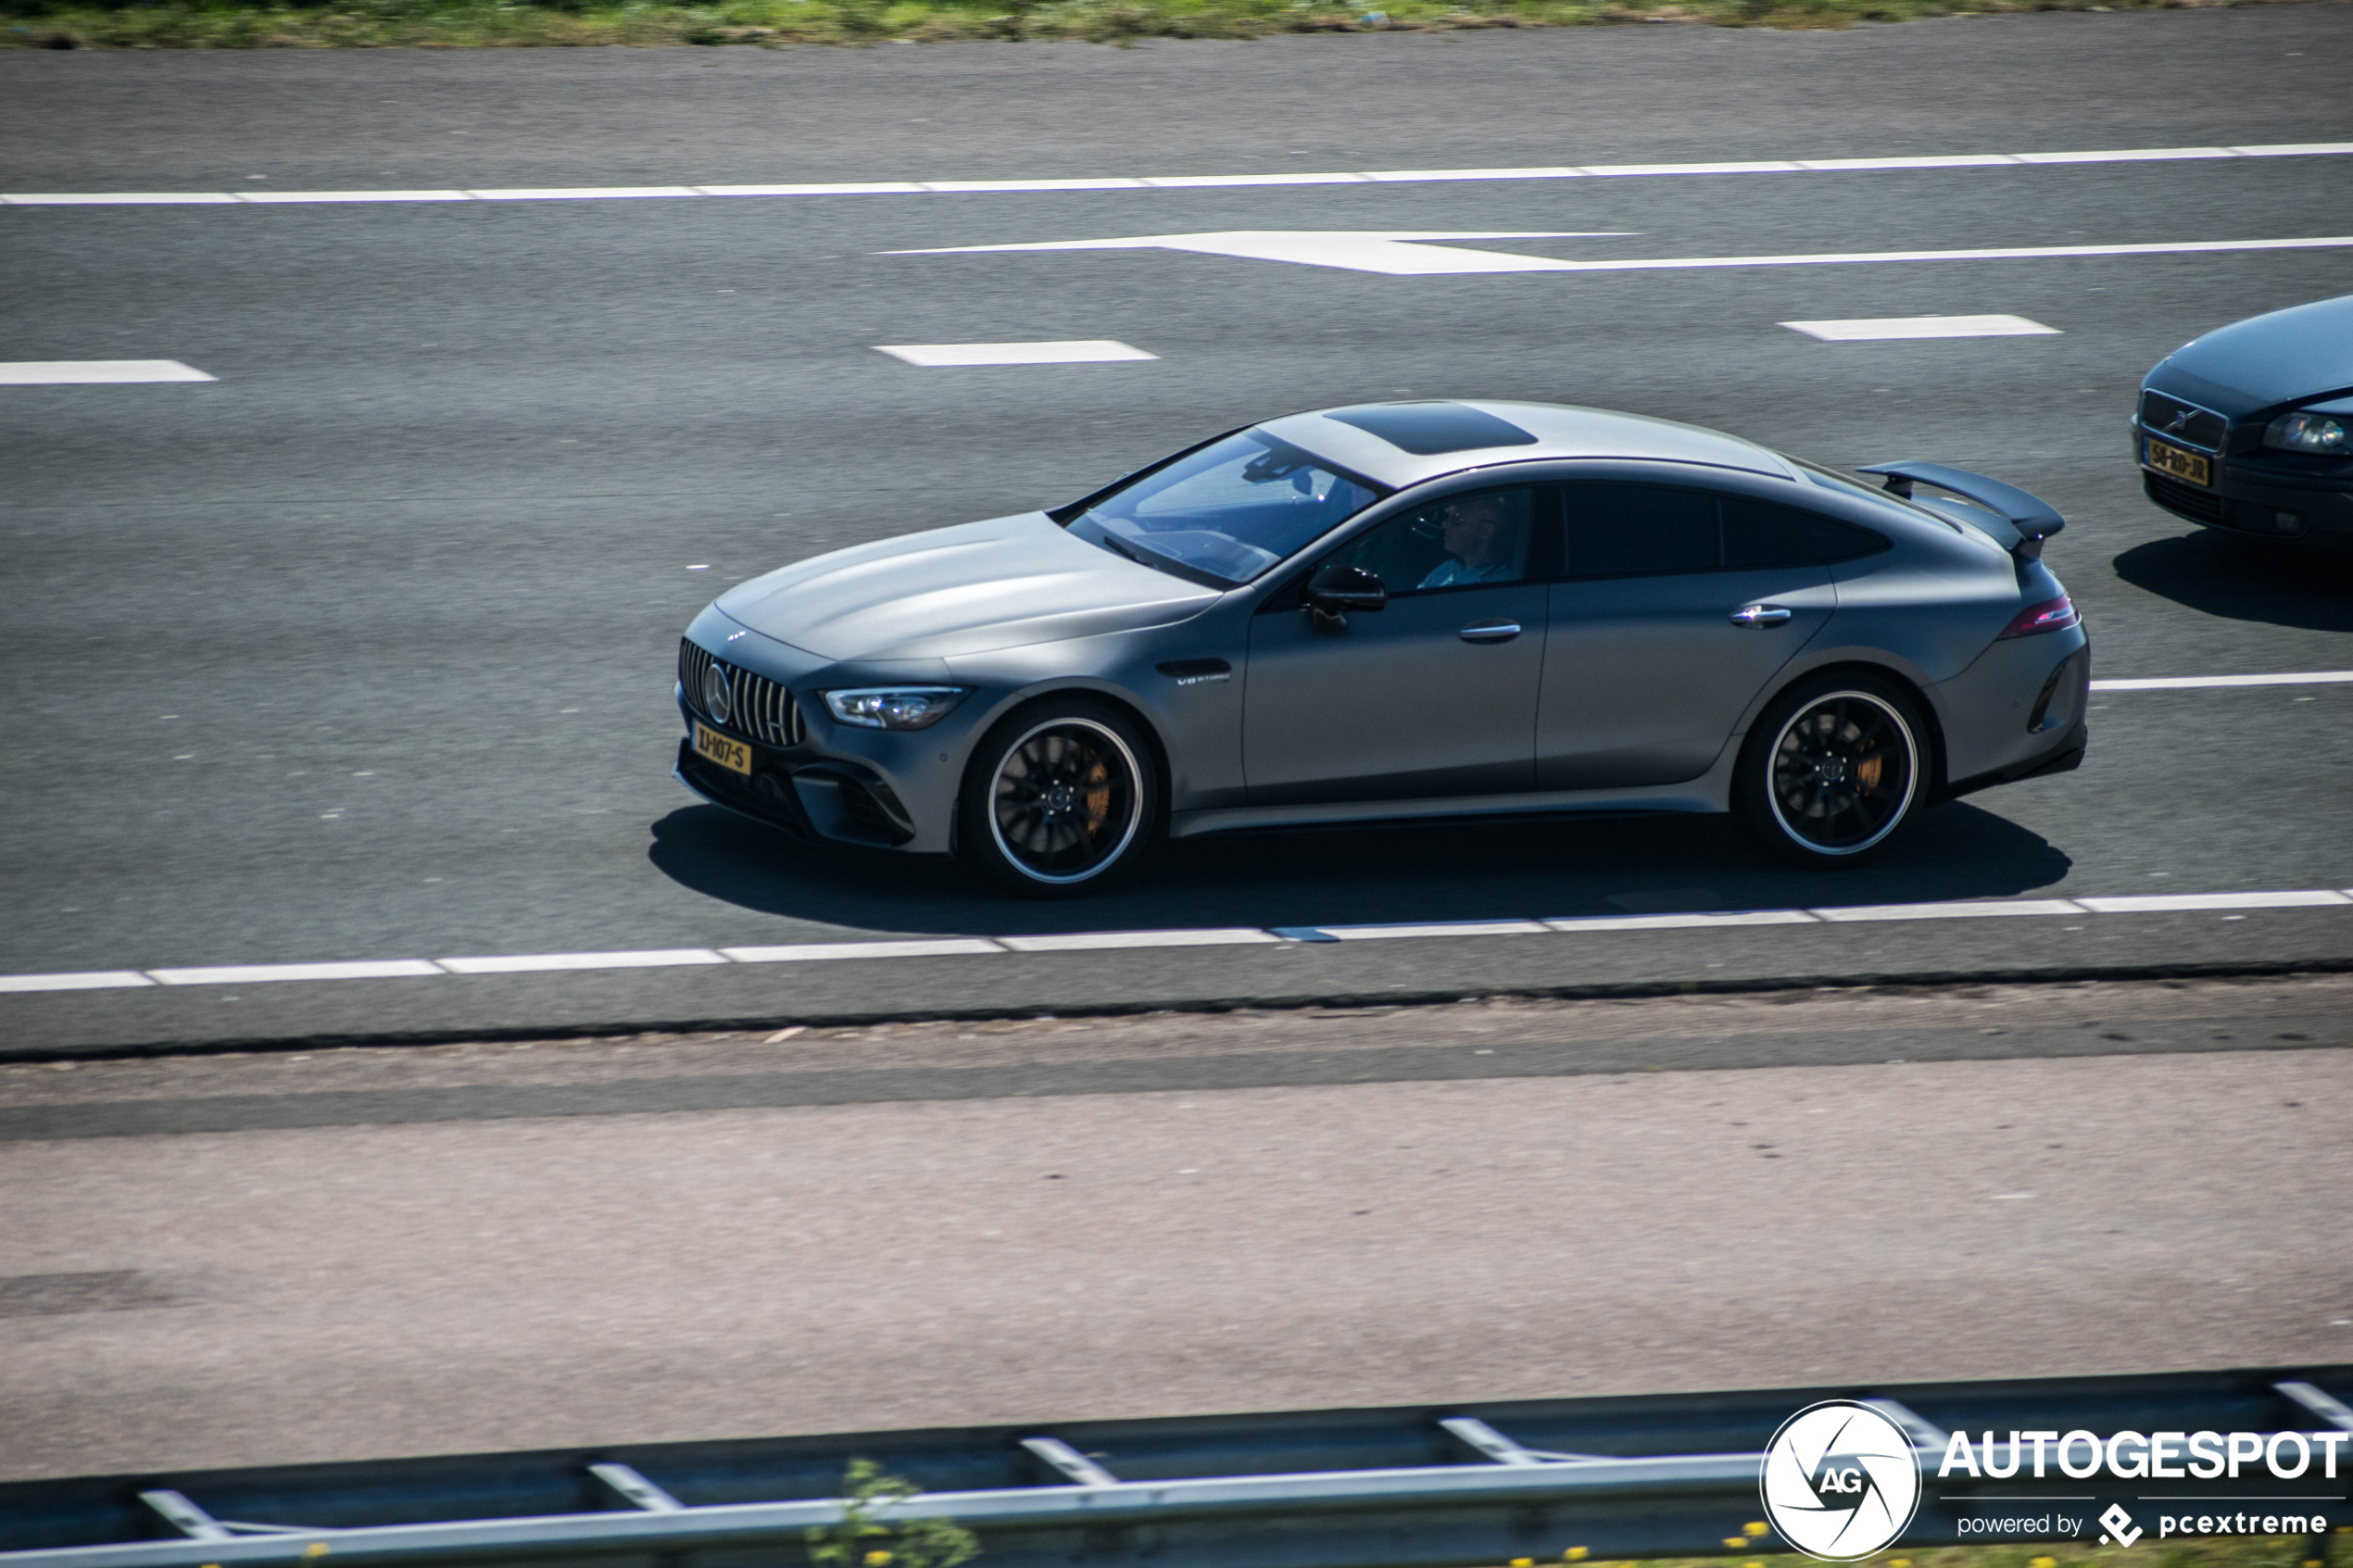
[1856,461,2066,561]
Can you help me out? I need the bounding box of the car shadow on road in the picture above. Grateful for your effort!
[2112,531,2353,633]
[648,797,2071,938]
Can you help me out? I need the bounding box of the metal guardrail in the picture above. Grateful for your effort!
[3,1367,2347,1568]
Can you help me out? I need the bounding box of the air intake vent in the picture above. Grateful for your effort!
[2143,470,2223,525]
[678,639,804,747]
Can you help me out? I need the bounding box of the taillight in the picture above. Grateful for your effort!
[1998,594,2080,639]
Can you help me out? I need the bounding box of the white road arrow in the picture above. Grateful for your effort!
[885,231,1632,276]
[888,230,2353,277]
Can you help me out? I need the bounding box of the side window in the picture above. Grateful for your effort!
[1321,486,1538,595]
[1720,496,1821,571]
[1560,483,1718,579]
[1789,509,1892,563]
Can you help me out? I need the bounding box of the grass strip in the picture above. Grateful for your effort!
[2,0,2328,52]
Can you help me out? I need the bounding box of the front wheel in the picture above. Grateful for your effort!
[959,699,1159,897]
[1734,675,1928,867]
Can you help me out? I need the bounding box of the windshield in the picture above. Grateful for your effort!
[1069,430,1386,585]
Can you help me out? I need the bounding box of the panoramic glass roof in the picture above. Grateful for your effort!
[1319,402,1541,456]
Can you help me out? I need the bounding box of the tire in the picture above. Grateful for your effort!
[1734,673,1928,868]
[959,697,1160,897]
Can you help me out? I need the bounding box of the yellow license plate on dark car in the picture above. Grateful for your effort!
[693,721,752,776]
[2144,434,2210,487]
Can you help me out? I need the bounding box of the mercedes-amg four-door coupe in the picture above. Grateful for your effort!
[676,400,2088,895]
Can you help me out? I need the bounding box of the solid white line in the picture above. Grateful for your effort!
[2071,891,2352,913]
[0,360,215,384]
[0,972,156,994]
[1322,920,1553,941]
[721,938,1005,961]
[2092,671,2353,691]
[465,186,703,201]
[10,142,2349,207]
[998,929,1283,952]
[5,887,2348,997]
[238,191,474,204]
[1544,910,1821,932]
[148,960,444,985]
[1782,314,2059,341]
[434,949,729,974]
[1812,898,2085,922]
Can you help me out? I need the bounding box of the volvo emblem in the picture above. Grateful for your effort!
[701,663,734,724]
[2165,408,2194,433]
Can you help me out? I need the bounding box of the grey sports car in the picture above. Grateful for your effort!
[676,401,2088,895]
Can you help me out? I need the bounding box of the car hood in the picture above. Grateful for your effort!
[713,511,1223,661]
[2146,293,2353,418]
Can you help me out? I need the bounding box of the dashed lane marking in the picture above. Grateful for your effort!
[6,143,2348,207]
[0,360,215,384]
[875,340,1157,367]
[1781,315,2060,341]
[4,889,2348,997]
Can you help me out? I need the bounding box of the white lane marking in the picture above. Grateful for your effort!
[1812,898,2085,922]
[875,340,1158,367]
[0,971,155,994]
[11,143,2352,207]
[896,232,2353,278]
[0,360,215,384]
[464,186,703,200]
[998,928,1282,952]
[2011,146,2237,164]
[4,192,240,205]
[1322,920,1554,941]
[4,887,2348,997]
[2072,890,2352,913]
[1782,314,2059,341]
[1544,909,1820,931]
[434,949,729,973]
[890,231,1631,276]
[238,191,474,204]
[722,938,1006,961]
[701,182,928,196]
[2092,671,2353,691]
[149,960,445,985]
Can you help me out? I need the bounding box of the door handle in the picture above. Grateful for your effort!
[1459,620,1522,644]
[1730,603,1793,628]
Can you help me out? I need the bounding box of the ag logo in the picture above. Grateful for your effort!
[1759,1400,1923,1561]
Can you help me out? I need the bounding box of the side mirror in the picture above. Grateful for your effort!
[1304,563,1387,620]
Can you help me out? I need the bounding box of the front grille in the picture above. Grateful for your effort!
[2144,470,2224,525]
[677,638,806,747]
[2140,390,2229,452]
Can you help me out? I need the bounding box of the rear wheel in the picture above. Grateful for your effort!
[959,698,1158,897]
[1735,674,1926,867]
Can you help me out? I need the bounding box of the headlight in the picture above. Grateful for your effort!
[2264,410,2350,454]
[821,686,968,731]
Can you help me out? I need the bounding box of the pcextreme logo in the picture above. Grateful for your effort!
[1760,1401,1925,1561]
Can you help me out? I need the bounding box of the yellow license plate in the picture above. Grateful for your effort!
[2144,434,2210,487]
[692,721,752,777]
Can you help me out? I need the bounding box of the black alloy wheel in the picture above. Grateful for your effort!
[961,699,1157,895]
[1736,675,1925,866]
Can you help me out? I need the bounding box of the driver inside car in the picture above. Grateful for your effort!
[1417,491,1529,588]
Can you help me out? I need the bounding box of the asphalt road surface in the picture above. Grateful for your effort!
[3,981,2347,1479]
[5,6,2353,1056]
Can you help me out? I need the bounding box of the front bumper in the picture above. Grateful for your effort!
[674,713,923,851]
[2136,427,2353,541]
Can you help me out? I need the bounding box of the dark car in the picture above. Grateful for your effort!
[2136,293,2353,546]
